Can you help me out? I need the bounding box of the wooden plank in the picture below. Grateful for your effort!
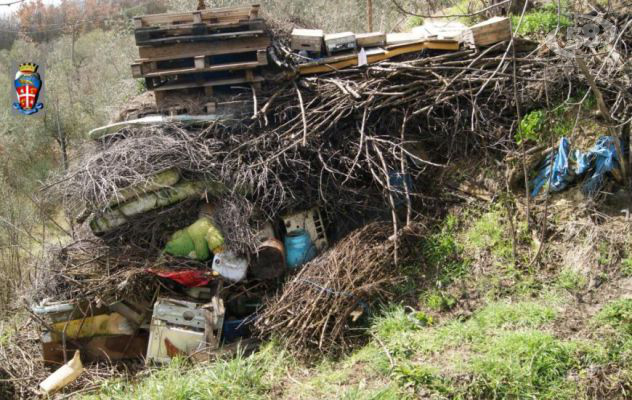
[137,35,270,60]
[134,19,266,45]
[139,60,264,78]
[135,19,264,34]
[151,74,263,92]
[136,29,266,46]
[298,40,459,75]
[134,5,259,28]
[469,16,511,46]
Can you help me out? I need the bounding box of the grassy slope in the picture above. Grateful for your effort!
[81,201,632,399]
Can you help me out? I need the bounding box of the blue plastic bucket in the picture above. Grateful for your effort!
[284,229,316,269]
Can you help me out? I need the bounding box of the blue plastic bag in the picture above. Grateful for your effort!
[530,136,621,197]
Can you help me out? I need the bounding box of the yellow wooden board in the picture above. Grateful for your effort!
[298,40,460,75]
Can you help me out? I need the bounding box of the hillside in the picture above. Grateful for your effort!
[1,1,632,399]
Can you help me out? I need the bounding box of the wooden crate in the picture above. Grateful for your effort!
[132,49,268,78]
[324,32,356,55]
[291,28,324,54]
[133,5,260,28]
[356,32,386,48]
[468,16,511,46]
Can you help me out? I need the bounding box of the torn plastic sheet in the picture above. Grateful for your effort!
[148,269,214,287]
[530,136,621,197]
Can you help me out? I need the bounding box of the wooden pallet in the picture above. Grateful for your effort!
[133,5,260,29]
[132,49,267,78]
[137,35,270,60]
[135,19,265,45]
[148,69,263,93]
[154,93,253,115]
[136,28,267,46]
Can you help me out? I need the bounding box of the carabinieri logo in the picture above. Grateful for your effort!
[13,63,44,115]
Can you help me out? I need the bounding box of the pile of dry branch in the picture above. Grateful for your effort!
[255,222,423,354]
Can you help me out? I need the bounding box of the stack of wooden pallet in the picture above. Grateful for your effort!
[131,4,269,114]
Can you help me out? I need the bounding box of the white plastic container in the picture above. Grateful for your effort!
[212,251,248,282]
[39,350,84,395]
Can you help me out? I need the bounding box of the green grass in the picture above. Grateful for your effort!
[423,214,469,287]
[556,268,588,292]
[468,330,579,399]
[463,209,514,262]
[424,290,457,312]
[512,3,572,37]
[368,299,611,399]
[82,344,291,400]
[595,299,632,336]
[622,257,632,277]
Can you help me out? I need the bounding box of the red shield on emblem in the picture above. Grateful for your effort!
[18,85,40,110]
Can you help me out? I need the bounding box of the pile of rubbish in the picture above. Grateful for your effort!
[530,136,624,197]
[4,4,632,399]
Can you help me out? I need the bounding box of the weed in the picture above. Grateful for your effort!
[556,268,588,292]
[424,290,457,312]
[392,363,453,395]
[516,106,576,145]
[422,214,469,286]
[464,209,513,262]
[595,299,632,335]
[512,5,572,37]
[597,241,613,267]
[516,110,546,143]
[622,257,632,277]
[412,311,434,326]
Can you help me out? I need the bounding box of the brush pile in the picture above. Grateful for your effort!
[39,42,565,303]
[255,222,424,354]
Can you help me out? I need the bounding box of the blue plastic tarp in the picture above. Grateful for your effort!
[530,136,622,197]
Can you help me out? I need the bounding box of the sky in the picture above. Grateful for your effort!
[0,0,61,16]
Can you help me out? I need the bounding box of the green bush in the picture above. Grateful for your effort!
[513,6,572,37]
[425,291,457,312]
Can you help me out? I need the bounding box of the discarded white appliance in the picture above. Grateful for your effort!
[147,297,224,363]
